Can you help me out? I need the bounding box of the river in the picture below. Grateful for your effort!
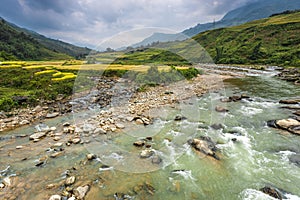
[0,69,300,200]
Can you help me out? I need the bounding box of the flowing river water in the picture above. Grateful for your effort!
[0,69,300,200]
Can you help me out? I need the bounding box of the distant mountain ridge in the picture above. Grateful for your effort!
[0,17,91,60]
[133,0,300,47]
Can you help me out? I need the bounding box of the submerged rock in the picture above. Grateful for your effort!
[289,154,300,167]
[210,123,224,130]
[151,155,162,164]
[215,106,229,112]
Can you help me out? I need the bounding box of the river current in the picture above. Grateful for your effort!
[1,70,300,200]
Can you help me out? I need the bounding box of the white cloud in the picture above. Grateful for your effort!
[0,0,253,48]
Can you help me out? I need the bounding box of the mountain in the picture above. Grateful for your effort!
[107,10,300,67]
[132,0,300,47]
[184,0,300,36]
[131,33,188,48]
[193,10,300,66]
[0,17,91,61]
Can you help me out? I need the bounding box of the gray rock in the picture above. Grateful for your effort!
[46,112,60,118]
[82,124,95,133]
[74,185,89,199]
[33,105,43,113]
[94,127,106,134]
[29,132,47,140]
[49,195,61,200]
[289,154,300,167]
[116,123,125,129]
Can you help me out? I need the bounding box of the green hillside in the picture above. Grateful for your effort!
[194,10,300,66]
[0,18,91,61]
[106,11,300,67]
[0,19,72,61]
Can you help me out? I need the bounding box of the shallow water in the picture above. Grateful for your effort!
[1,73,300,200]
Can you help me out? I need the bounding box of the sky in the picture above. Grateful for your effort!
[0,0,254,49]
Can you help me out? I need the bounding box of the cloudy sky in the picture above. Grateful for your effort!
[0,0,254,49]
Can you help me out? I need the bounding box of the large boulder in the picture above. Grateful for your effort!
[275,119,300,130]
[187,136,219,160]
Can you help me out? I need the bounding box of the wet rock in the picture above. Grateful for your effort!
[260,186,282,199]
[229,95,242,102]
[133,140,145,147]
[74,185,89,200]
[140,149,154,158]
[29,132,47,140]
[0,183,5,188]
[49,194,61,200]
[210,123,224,130]
[288,125,300,135]
[215,106,229,112]
[276,119,300,130]
[65,176,76,186]
[188,136,219,160]
[174,115,187,121]
[267,120,278,128]
[16,145,23,149]
[279,99,300,104]
[289,154,300,167]
[86,154,96,160]
[46,112,60,118]
[151,155,162,164]
[82,124,95,133]
[52,142,63,147]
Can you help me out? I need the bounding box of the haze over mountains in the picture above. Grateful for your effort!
[132,0,300,48]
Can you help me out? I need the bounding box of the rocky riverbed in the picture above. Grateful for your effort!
[0,74,230,200]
